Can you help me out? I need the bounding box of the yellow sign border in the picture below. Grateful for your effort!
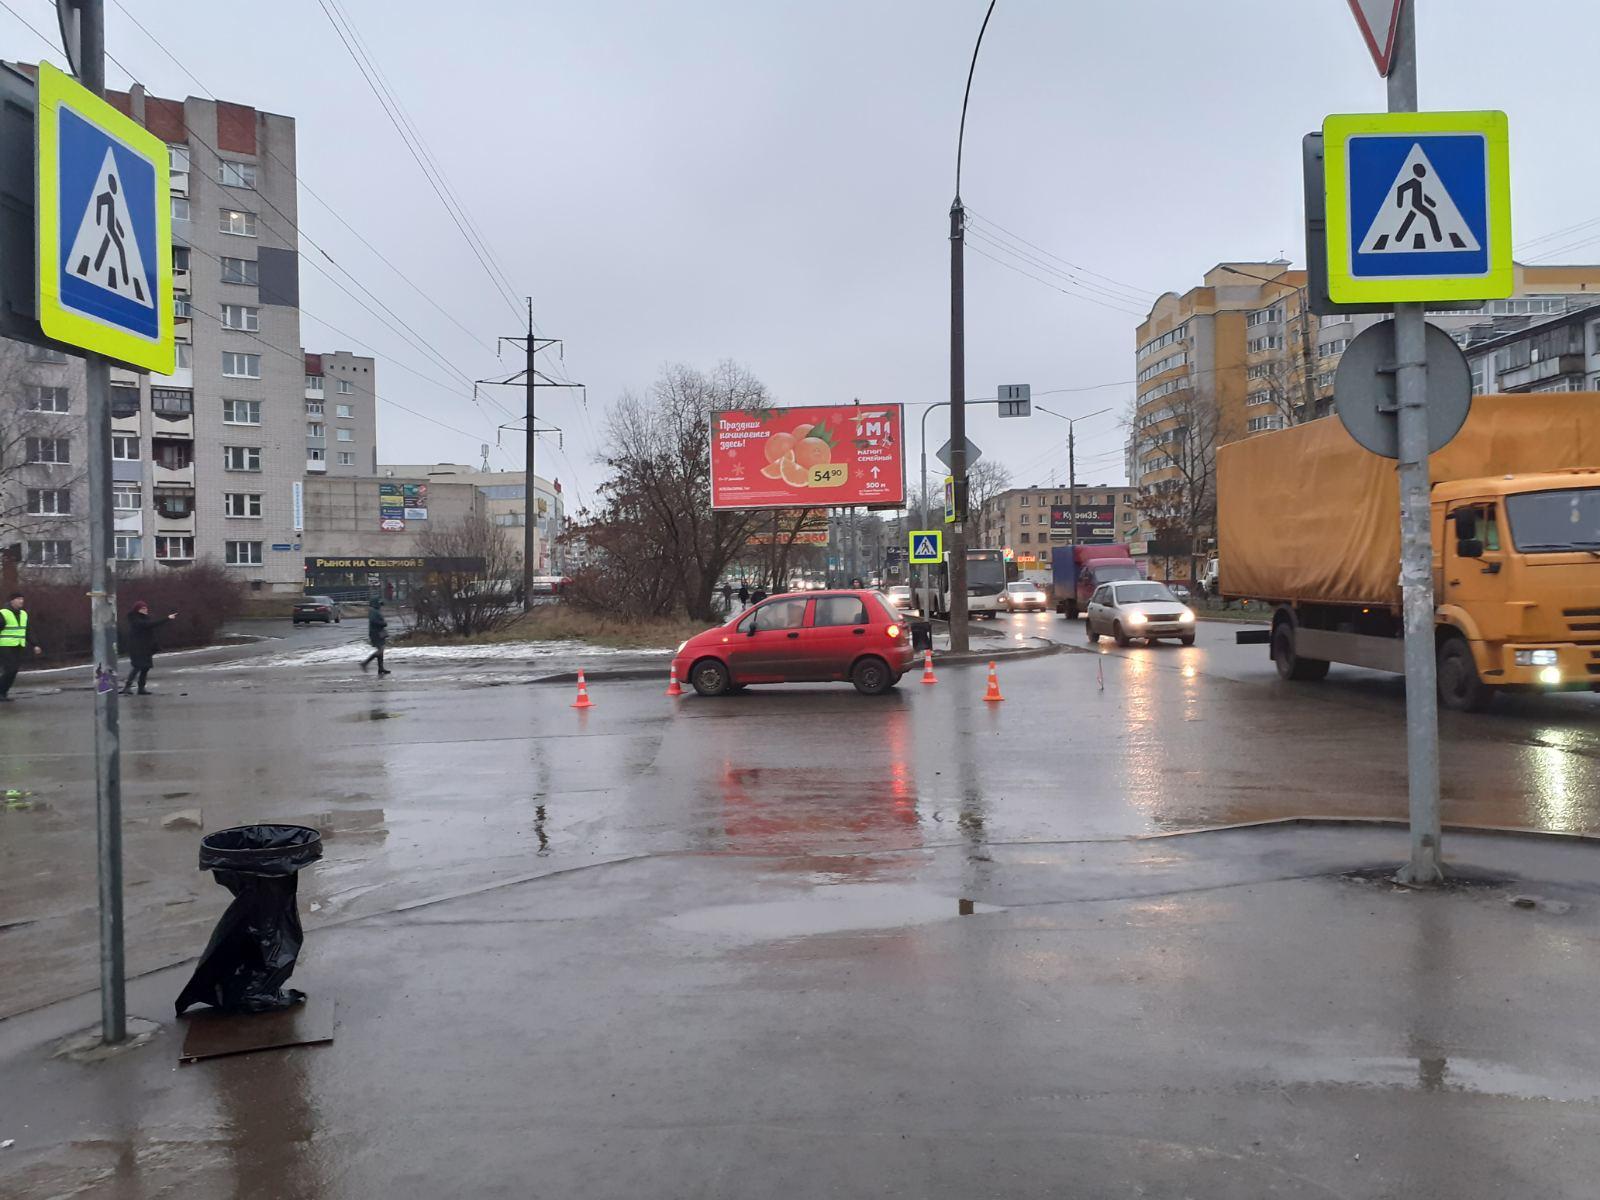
[1323,110,1512,305]
[908,529,943,565]
[36,62,174,372]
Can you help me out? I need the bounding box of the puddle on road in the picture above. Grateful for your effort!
[667,882,1003,941]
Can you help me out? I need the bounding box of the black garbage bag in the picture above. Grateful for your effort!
[176,824,323,1016]
[910,621,933,652]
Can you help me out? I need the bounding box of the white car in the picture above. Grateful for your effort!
[885,584,914,610]
[999,580,1048,612]
[1085,580,1196,646]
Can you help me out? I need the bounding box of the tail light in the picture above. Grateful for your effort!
[885,624,901,639]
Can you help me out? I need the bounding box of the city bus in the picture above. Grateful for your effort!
[914,548,1012,618]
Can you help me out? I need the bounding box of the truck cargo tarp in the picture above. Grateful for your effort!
[1218,393,1600,607]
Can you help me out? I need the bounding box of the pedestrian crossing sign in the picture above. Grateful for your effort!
[36,62,174,372]
[908,530,943,565]
[1322,110,1511,305]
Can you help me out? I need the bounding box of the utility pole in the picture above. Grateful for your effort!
[1068,423,1078,549]
[1387,1,1443,886]
[477,311,581,612]
[946,0,996,652]
[58,0,127,1047]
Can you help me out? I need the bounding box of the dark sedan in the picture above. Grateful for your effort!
[292,595,343,624]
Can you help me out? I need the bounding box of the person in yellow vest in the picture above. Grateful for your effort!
[0,592,43,702]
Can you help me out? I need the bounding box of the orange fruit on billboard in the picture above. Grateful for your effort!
[760,459,785,480]
[779,456,810,487]
[763,432,796,463]
[793,436,831,469]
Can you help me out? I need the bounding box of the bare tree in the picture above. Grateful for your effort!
[1130,386,1219,583]
[0,340,88,563]
[411,512,521,636]
[1246,351,1323,431]
[968,460,1014,546]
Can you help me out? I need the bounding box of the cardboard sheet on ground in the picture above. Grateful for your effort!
[180,997,334,1063]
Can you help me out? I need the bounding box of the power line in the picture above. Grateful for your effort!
[965,207,1159,300]
[316,0,522,318]
[966,226,1157,312]
[966,241,1149,317]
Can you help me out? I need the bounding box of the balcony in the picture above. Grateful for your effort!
[151,446,194,487]
[306,459,327,474]
[114,510,143,534]
[112,460,143,484]
[306,435,326,449]
[305,380,325,400]
[153,412,194,440]
[1498,354,1586,392]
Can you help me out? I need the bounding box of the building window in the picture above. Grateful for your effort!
[168,144,190,174]
[1019,513,1029,525]
[225,540,263,566]
[1247,334,1284,353]
[224,445,262,472]
[1019,495,1029,506]
[335,403,353,418]
[26,436,70,464]
[1317,338,1350,357]
[307,447,325,462]
[153,440,192,470]
[172,342,192,370]
[1247,415,1285,433]
[154,536,194,561]
[222,352,261,378]
[26,540,72,567]
[1019,532,1031,544]
[112,435,139,461]
[336,451,355,466]
[151,387,194,415]
[1246,390,1272,407]
[335,379,354,394]
[27,385,70,413]
[1246,306,1283,327]
[171,195,190,221]
[113,486,141,511]
[221,303,259,331]
[153,488,192,518]
[172,245,190,273]
[223,399,261,425]
[219,208,257,236]
[27,488,71,515]
[217,160,256,188]
[307,422,325,438]
[110,385,140,417]
[336,428,353,442]
[305,402,324,417]
[174,295,193,319]
[220,257,259,286]
[305,374,324,393]
[114,534,142,560]
[224,492,263,518]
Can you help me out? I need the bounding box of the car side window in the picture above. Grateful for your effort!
[1091,586,1108,606]
[813,596,868,627]
[749,598,808,631]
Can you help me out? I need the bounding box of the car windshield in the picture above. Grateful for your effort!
[1114,583,1176,604]
[1505,488,1600,553]
[889,585,910,595]
[1006,582,1037,593]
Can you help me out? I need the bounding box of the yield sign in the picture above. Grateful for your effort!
[1347,0,1404,76]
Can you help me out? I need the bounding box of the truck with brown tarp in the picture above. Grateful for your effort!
[1217,393,1600,710]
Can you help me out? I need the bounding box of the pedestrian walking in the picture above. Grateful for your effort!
[361,596,391,676]
[0,592,43,702]
[721,582,734,613]
[122,600,176,695]
[737,582,750,607]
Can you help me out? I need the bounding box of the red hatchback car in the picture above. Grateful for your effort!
[672,589,915,696]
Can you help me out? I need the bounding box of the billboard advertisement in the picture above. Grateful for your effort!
[710,404,904,511]
[1049,505,1117,543]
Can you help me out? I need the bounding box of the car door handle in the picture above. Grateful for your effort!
[852,628,866,636]
[786,631,800,639]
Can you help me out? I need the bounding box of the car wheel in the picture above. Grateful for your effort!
[1180,633,1195,646]
[851,656,892,696]
[1086,619,1099,644]
[1437,635,1492,712]
[690,658,731,697]
[1113,623,1130,648]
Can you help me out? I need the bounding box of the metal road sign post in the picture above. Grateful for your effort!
[40,1,172,1044]
[1327,0,1512,884]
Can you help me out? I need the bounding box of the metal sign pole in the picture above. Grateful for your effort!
[1387,0,1443,885]
[71,0,128,1043]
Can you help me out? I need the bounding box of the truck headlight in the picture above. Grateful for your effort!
[1126,611,1147,626]
[1539,666,1562,685]
[1514,649,1558,667]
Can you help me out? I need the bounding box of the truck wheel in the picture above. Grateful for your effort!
[1064,601,1078,620]
[1272,624,1329,682]
[1113,623,1130,648]
[1437,636,1493,712]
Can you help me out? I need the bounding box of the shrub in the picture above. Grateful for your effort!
[15,561,246,662]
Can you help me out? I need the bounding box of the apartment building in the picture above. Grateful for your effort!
[1127,260,1600,575]
[1466,303,1600,395]
[0,81,378,591]
[377,465,566,573]
[977,484,1140,572]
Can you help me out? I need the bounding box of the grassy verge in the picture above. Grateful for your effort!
[1196,603,1270,623]
[402,606,713,651]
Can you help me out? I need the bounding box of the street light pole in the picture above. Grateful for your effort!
[947,0,996,653]
[1035,404,1111,557]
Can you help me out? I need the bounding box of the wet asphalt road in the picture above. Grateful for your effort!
[2,612,1598,1018]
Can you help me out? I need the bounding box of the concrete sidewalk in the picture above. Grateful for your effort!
[5,823,1600,1198]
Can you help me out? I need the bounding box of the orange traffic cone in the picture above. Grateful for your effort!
[665,665,684,697]
[571,669,594,709]
[982,660,1004,703]
[920,649,938,685]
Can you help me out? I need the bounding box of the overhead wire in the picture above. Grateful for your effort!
[964,207,1159,301]
[965,241,1149,317]
[966,226,1157,312]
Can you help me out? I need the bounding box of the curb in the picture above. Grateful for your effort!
[530,639,1062,683]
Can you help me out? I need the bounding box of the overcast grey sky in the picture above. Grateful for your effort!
[8,1,1593,508]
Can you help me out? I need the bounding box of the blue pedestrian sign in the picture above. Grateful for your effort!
[1323,111,1511,305]
[908,530,943,565]
[36,62,174,372]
